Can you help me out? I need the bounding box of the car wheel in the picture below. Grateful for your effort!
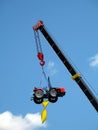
[48,88,58,103]
[49,88,57,97]
[48,96,58,103]
[35,89,44,98]
[34,97,43,104]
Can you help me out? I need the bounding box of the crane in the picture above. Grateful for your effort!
[33,20,98,112]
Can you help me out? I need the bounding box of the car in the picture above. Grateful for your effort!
[31,87,66,104]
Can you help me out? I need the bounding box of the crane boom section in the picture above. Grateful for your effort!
[33,21,98,112]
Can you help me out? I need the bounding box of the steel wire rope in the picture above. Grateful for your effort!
[37,31,43,53]
[34,30,39,52]
[39,66,48,87]
[34,30,43,53]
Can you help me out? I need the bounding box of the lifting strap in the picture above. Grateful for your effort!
[40,66,48,87]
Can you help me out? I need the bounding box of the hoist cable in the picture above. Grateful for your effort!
[34,30,43,53]
[34,30,39,52]
[39,66,48,89]
[42,66,48,83]
[37,31,43,53]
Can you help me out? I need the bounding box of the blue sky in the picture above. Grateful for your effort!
[0,0,98,130]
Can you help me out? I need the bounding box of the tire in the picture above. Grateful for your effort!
[48,96,58,103]
[35,89,44,99]
[48,88,58,103]
[49,88,57,97]
[34,97,43,104]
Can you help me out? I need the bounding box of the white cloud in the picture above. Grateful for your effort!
[89,54,98,67]
[0,111,46,130]
[47,61,55,69]
[47,61,58,76]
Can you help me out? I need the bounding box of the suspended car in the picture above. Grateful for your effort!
[31,87,66,104]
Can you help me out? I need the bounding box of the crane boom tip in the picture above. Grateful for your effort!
[33,20,44,31]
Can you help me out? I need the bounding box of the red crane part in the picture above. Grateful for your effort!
[40,60,45,66]
[37,52,44,61]
[33,20,44,31]
[37,52,45,66]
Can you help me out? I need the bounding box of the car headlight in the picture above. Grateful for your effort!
[35,90,44,98]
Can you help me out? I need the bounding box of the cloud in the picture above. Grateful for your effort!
[89,54,98,67]
[0,111,46,130]
[47,61,58,76]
